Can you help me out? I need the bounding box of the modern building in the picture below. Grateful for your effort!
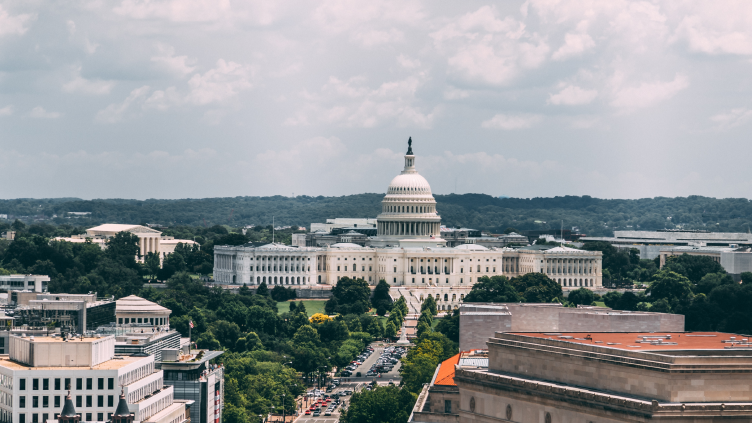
[309,218,377,234]
[657,245,752,280]
[0,275,49,293]
[0,334,190,423]
[13,294,116,335]
[581,229,752,259]
[458,303,684,351]
[115,296,171,330]
[54,225,197,263]
[159,349,224,423]
[455,331,752,423]
[213,140,603,307]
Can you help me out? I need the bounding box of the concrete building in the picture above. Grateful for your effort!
[658,246,752,280]
[159,349,224,423]
[55,224,197,263]
[458,303,685,351]
[13,294,116,335]
[115,295,171,330]
[214,140,603,310]
[581,229,752,259]
[309,218,377,234]
[455,331,752,423]
[0,334,190,423]
[0,275,49,293]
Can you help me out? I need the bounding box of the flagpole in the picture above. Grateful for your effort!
[189,323,192,355]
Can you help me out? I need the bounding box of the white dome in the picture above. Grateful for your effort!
[387,173,432,195]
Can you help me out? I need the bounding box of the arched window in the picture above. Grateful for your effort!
[274,276,277,284]
[444,293,448,301]
[318,275,321,283]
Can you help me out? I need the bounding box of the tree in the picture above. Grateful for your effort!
[256,282,269,297]
[649,298,672,313]
[741,272,752,285]
[567,288,594,307]
[271,285,296,302]
[309,313,331,325]
[663,254,725,283]
[144,252,161,280]
[372,280,393,313]
[341,386,416,423]
[602,291,621,308]
[464,275,523,303]
[326,277,372,315]
[435,308,459,343]
[421,295,437,316]
[416,321,430,338]
[511,273,562,302]
[648,270,694,301]
[105,232,141,267]
[696,272,735,295]
[384,321,397,339]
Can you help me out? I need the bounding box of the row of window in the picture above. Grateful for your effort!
[253,265,310,272]
[19,378,114,391]
[119,317,167,325]
[250,256,310,261]
[19,394,114,408]
[18,412,111,423]
[255,276,309,284]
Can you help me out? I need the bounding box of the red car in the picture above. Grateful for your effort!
[305,411,311,415]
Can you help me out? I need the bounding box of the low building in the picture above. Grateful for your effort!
[409,350,488,423]
[658,246,752,280]
[115,296,171,330]
[458,303,684,351]
[503,245,603,290]
[581,229,752,259]
[0,334,190,423]
[0,275,49,293]
[54,224,197,263]
[309,218,377,234]
[13,294,116,335]
[456,331,752,423]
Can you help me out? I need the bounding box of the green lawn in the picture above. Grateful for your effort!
[277,299,327,315]
[594,301,607,307]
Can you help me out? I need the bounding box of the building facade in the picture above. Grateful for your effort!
[213,140,602,303]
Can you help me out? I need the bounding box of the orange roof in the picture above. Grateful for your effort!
[510,332,752,352]
[434,353,461,386]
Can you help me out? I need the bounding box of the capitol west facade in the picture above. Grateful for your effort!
[213,141,602,310]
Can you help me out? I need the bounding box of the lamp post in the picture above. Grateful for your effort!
[271,405,275,422]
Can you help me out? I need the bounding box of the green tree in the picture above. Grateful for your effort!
[649,298,672,313]
[648,270,694,301]
[144,252,161,279]
[567,288,594,307]
[372,279,393,314]
[326,277,372,315]
[464,275,523,303]
[256,282,269,296]
[421,295,437,316]
[435,308,459,343]
[663,254,725,283]
[511,273,562,302]
[741,272,752,285]
[696,272,735,295]
[341,386,416,423]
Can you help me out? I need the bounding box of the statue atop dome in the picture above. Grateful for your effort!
[406,137,413,155]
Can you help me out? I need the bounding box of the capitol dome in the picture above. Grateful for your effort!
[373,138,442,243]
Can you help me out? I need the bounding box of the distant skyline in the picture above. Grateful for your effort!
[2,1,752,200]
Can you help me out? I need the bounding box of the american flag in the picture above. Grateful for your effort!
[189,320,194,329]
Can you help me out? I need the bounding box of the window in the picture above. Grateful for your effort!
[54,396,60,408]
[98,413,104,421]
[65,379,71,391]
[20,379,26,390]
[97,396,104,407]
[54,379,61,391]
[108,378,114,390]
[20,396,26,408]
[32,414,38,423]
[86,396,92,407]
[76,396,82,408]
[19,414,25,423]
[108,396,114,407]
[42,414,48,423]
[86,378,92,390]
[43,379,49,390]
[445,400,452,413]
[43,396,48,408]
[76,379,82,391]
[98,378,104,390]
[86,414,92,422]
[337,266,340,271]
[33,379,39,390]
[33,396,39,408]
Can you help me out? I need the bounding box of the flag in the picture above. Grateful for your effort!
[189,320,194,329]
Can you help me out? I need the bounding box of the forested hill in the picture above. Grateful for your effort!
[2,194,751,237]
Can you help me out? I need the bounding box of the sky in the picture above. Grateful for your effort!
[2,0,752,200]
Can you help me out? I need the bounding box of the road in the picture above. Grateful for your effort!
[295,345,405,423]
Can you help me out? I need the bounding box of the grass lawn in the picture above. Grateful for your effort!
[594,301,607,307]
[277,299,327,315]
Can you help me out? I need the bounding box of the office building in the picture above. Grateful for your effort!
[0,275,49,293]
[581,229,752,259]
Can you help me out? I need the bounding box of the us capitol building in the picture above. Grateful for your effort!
[213,140,602,311]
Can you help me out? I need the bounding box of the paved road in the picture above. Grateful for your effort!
[341,345,402,383]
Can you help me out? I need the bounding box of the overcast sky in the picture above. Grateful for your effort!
[1,0,752,200]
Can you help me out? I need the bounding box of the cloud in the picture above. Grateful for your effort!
[29,107,62,119]
[184,59,253,105]
[548,84,598,105]
[481,113,542,129]
[62,69,116,95]
[0,6,34,36]
[285,74,436,128]
[96,86,150,123]
[151,45,197,76]
[610,73,689,109]
[0,106,12,117]
[710,108,752,129]
[431,6,549,86]
[551,31,595,60]
[673,5,752,55]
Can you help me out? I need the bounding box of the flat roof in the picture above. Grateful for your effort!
[510,332,752,352]
[0,354,145,371]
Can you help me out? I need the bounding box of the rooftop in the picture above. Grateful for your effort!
[434,350,488,387]
[0,354,145,371]
[116,295,170,314]
[510,332,752,352]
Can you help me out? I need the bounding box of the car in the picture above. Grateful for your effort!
[388,379,395,386]
[305,410,311,415]
[366,371,377,377]
[340,371,351,377]
[325,411,332,416]
[356,372,361,377]
[313,411,321,417]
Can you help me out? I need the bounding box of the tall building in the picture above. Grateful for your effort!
[0,334,190,423]
[455,331,752,423]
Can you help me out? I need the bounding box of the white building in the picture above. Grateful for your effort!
[213,139,602,310]
[115,295,171,330]
[0,275,48,293]
[55,224,197,263]
[0,334,189,423]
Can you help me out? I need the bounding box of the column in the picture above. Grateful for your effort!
[139,237,145,257]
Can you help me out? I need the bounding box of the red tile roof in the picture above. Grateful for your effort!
[434,353,461,386]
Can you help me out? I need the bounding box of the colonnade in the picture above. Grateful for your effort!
[377,221,440,236]
[138,236,160,257]
[251,255,312,286]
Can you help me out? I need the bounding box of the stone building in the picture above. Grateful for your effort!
[455,331,752,423]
